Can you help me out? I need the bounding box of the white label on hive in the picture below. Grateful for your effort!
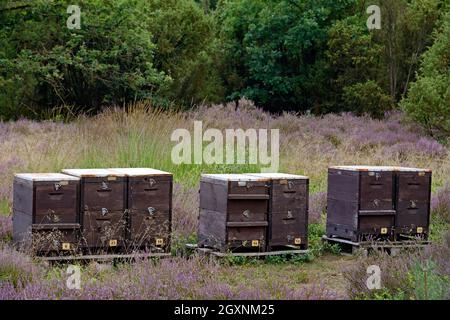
[59,181,69,186]
[417,227,423,233]
[381,228,388,234]
[294,238,302,245]
[238,181,247,187]
[251,240,259,247]
[107,176,117,181]
[109,239,118,247]
[156,238,164,246]
[62,243,71,250]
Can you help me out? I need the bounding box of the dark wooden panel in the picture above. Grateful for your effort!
[227,227,266,242]
[198,209,227,249]
[12,179,33,215]
[32,228,79,253]
[12,210,33,247]
[199,181,228,212]
[326,199,358,228]
[360,171,394,210]
[397,172,430,201]
[227,199,268,222]
[228,181,268,195]
[81,210,126,248]
[128,179,171,210]
[35,183,77,214]
[82,179,125,211]
[359,215,394,233]
[327,169,359,201]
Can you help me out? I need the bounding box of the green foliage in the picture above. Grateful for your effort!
[401,12,450,140]
[0,0,222,119]
[343,81,393,118]
[217,0,357,112]
[412,260,449,300]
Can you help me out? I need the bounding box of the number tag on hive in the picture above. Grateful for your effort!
[156,238,164,246]
[251,240,259,247]
[280,179,288,185]
[381,228,388,234]
[59,181,69,186]
[418,172,425,176]
[107,176,117,181]
[109,239,118,247]
[294,238,302,245]
[62,243,71,250]
[238,181,247,187]
[417,227,423,234]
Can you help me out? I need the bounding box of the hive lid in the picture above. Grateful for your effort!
[61,169,126,178]
[15,173,80,182]
[247,173,309,180]
[109,168,172,177]
[329,165,431,172]
[201,173,270,183]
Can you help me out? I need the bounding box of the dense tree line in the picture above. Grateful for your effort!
[0,0,448,138]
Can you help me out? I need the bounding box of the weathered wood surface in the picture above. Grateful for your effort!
[187,244,309,257]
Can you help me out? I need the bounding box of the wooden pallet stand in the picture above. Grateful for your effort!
[186,243,308,258]
[39,251,171,264]
[322,235,431,256]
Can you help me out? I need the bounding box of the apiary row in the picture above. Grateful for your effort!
[326,166,432,242]
[13,168,172,254]
[12,165,431,256]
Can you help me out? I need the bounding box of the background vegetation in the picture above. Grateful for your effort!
[1,0,449,139]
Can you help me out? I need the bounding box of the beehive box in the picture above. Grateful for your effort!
[393,167,431,239]
[326,166,396,241]
[62,169,127,250]
[248,173,309,250]
[198,174,270,252]
[13,173,81,254]
[110,168,173,252]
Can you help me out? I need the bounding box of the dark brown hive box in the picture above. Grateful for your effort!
[198,174,270,252]
[326,165,432,242]
[62,169,127,250]
[248,173,309,250]
[326,166,396,241]
[13,173,81,253]
[393,167,431,239]
[110,168,173,252]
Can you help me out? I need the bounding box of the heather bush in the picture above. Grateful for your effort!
[0,215,12,242]
[343,244,450,300]
[0,246,39,288]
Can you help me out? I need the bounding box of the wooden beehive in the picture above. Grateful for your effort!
[248,173,309,250]
[198,174,270,252]
[110,168,173,252]
[13,173,81,254]
[326,166,396,241]
[62,169,127,250]
[393,167,431,239]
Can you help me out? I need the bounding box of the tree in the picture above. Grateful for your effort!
[401,12,450,140]
[217,0,357,112]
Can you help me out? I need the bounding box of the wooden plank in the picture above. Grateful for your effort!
[40,252,171,262]
[210,249,309,257]
[226,221,268,227]
[322,235,430,248]
[227,194,269,200]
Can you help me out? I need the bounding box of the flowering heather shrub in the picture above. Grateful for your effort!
[343,244,450,300]
[309,192,327,224]
[0,256,338,300]
[0,215,12,241]
[0,246,40,288]
[431,184,450,222]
